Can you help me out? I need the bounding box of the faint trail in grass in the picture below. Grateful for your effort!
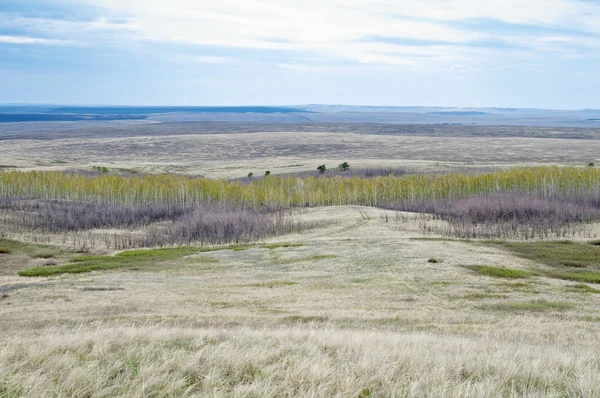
[317,207,373,239]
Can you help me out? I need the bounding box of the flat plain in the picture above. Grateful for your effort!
[2,122,600,397]
[2,122,600,177]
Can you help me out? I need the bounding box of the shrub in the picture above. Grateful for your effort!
[338,162,350,171]
[386,192,600,239]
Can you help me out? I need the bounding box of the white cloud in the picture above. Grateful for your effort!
[81,0,600,68]
[6,0,600,68]
[0,14,139,41]
[0,35,67,45]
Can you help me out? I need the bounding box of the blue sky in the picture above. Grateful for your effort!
[1,0,600,108]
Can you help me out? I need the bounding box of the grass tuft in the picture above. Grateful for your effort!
[468,265,532,279]
[462,292,508,300]
[566,284,600,294]
[32,253,56,259]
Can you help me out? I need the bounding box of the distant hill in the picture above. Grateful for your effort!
[0,104,599,127]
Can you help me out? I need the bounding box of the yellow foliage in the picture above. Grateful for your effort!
[1,166,599,208]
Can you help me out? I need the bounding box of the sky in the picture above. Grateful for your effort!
[1,0,600,108]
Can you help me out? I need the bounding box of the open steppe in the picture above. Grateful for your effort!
[3,207,600,396]
[2,122,600,396]
[2,122,600,177]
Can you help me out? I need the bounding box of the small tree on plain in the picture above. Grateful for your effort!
[338,162,350,171]
[265,170,271,176]
[317,164,327,174]
[247,172,254,178]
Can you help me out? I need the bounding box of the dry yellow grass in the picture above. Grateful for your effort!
[2,207,600,396]
[3,325,599,397]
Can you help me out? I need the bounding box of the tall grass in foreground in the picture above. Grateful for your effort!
[4,166,600,208]
[1,325,598,397]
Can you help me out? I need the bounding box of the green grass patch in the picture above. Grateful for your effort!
[0,238,49,253]
[0,238,71,275]
[308,254,337,261]
[70,255,108,262]
[494,282,534,289]
[487,300,574,313]
[545,270,600,284]
[468,265,532,279]
[114,247,205,260]
[487,240,600,270]
[32,252,56,259]
[462,292,508,300]
[0,238,70,258]
[20,245,254,277]
[18,242,316,277]
[566,283,600,294]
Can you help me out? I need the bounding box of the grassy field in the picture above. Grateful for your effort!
[2,206,600,396]
[3,129,600,177]
[3,123,600,396]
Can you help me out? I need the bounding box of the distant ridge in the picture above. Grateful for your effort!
[1,104,600,127]
[47,106,309,115]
